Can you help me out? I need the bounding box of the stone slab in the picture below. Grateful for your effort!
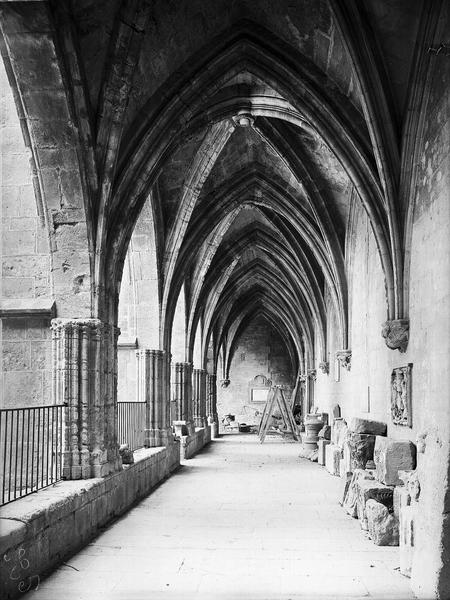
[374,437,417,485]
[349,417,387,436]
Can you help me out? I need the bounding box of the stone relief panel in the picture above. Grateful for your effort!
[391,364,412,427]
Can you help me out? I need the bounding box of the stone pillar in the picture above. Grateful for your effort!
[206,373,218,424]
[193,368,207,428]
[307,369,316,414]
[172,362,194,435]
[136,349,173,447]
[52,318,121,480]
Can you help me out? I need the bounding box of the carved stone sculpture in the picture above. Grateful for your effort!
[220,378,230,388]
[336,350,352,371]
[119,444,134,465]
[391,364,412,427]
[318,361,329,374]
[381,319,409,352]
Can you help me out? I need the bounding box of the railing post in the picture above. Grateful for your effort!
[193,368,207,428]
[172,362,194,436]
[51,318,121,479]
[136,349,173,447]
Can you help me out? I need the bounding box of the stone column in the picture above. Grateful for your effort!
[306,369,316,414]
[193,368,207,428]
[52,318,121,480]
[136,349,173,447]
[206,373,218,423]
[172,362,194,435]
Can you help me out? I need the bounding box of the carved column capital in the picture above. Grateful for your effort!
[382,319,409,352]
[318,361,329,375]
[336,350,352,371]
[307,368,317,381]
[220,378,230,388]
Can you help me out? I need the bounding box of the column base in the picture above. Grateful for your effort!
[144,427,174,448]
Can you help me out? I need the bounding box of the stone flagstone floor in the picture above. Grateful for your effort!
[28,434,415,600]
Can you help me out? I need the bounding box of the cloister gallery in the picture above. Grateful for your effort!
[0,1,449,599]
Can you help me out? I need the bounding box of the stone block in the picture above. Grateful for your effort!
[374,437,417,485]
[325,443,341,476]
[349,417,387,436]
[318,439,330,465]
[356,478,394,530]
[366,499,399,546]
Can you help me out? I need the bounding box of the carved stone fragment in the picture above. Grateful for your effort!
[336,349,351,371]
[119,443,134,465]
[343,469,375,517]
[356,479,394,531]
[366,499,399,545]
[347,432,376,469]
[349,417,387,436]
[391,364,412,427]
[318,439,330,465]
[374,437,417,486]
[381,319,409,352]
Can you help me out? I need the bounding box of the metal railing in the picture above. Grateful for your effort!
[0,405,65,506]
[117,402,146,451]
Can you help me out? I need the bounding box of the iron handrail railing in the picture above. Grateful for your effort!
[0,404,65,506]
[117,402,146,451]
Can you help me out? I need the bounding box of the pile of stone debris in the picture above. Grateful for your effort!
[300,409,418,578]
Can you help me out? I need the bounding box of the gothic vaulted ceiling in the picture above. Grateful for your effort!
[0,0,444,373]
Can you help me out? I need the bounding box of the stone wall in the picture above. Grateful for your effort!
[217,317,294,423]
[0,318,51,408]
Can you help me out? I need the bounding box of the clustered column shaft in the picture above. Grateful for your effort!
[206,373,218,425]
[192,368,207,428]
[136,349,173,447]
[52,318,121,480]
[172,362,194,434]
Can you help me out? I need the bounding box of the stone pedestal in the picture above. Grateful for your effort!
[374,437,417,485]
[52,318,121,479]
[303,414,324,450]
[206,373,218,435]
[172,362,194,435]
[136,349,173,447]
[193,368,207,428]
